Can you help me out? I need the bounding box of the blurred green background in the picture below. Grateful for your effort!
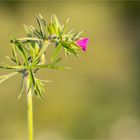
[0,1,140,140]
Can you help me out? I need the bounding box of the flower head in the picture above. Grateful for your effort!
[76,38,89,52]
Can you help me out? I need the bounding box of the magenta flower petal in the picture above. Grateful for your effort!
[76,38,89,52]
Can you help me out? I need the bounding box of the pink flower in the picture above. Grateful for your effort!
[76,38,89,52]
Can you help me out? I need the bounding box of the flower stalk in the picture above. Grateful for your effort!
[26,75,33,140]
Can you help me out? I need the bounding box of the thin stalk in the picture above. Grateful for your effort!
[26,76,33,140]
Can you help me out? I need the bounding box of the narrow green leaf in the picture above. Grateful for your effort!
[62,18,69,34]
[72,30,84,40]
[50,43,62,62]
[29,25,43,39]
[0,72,18,84]
[52,57,62,65]
[47,23,55,34]
[37,79,52,83]
[29,69,35,87]
[34,80,44,102]
[27,43,36,64]
[67,29,74,36]
[18,77,25,100]
[5,56,17,64]
[36,15,44,38]
[61,41,78,56]
[17,37,42,42]
[0,64,26,70]
[11,44,20,65]
[38,14,47,27]
[51,15,61,35]
[35,64,71,70]
[13,40,28,66]
[34,41,48,64]
[23,24,30,35]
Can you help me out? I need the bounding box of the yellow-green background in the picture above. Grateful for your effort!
[0,1,140,139]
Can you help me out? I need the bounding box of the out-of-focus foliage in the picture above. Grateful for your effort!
[0,1,140,140]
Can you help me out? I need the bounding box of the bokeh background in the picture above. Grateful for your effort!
[0,1,140,140]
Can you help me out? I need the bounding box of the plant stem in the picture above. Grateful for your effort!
[26,76,33,140]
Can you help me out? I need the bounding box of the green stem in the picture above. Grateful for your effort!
[26,76,33,140]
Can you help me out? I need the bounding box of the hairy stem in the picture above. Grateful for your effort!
[26,76,33,140]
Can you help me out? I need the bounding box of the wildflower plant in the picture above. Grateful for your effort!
[0,14,88,140]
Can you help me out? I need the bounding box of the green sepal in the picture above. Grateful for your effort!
[61,41,78,56]
[72,30,84,40]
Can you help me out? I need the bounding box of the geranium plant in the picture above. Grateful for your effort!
[0,14,88,140]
